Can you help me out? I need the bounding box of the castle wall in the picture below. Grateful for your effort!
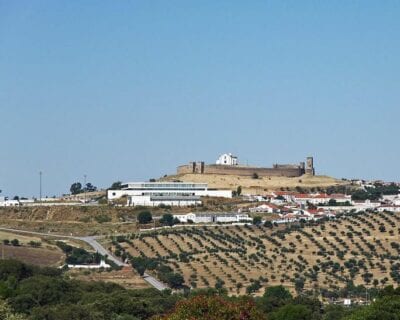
[177,164,304,177]
[177,164,195,175]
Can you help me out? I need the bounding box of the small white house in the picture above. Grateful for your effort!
[65,260,111,269]
[249,203,280,214]
[216,153,238,166]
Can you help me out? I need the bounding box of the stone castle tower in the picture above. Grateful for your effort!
[305,157,315,175]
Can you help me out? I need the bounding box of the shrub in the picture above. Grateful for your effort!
[138,211,153,224]
[94,214,111,223]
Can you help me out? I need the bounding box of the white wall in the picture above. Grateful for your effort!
[108,188,232,201]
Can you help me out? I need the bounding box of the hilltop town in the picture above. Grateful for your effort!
[1,153,400,318]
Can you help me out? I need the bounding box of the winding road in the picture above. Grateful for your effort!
[0,227,168,290]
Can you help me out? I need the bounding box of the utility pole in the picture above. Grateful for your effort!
[84,174,87,204]
[39,171,42,203]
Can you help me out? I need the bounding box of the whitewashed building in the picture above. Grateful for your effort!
[377,205,400,213]
[249,203,280,214]
[0,197,20,207]
[293,193,352,206]
[108,182,232,207]
[173,212,251,224]
[216,153,238,166]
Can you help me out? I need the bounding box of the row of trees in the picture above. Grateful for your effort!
[69,182,97,195]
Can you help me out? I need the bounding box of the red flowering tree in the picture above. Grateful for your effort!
[157,295,266,320]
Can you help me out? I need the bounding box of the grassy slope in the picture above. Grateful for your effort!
[163,173,349,194]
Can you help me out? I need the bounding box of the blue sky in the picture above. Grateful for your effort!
[1,1,399,197]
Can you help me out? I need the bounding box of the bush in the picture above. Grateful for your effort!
[160,214,174,226]
[94,214,111,223]
[11,239,20,246]
[138,211,153,224]
[28,241,41,248]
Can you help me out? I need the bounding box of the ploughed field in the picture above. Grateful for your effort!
[115,211,400,295]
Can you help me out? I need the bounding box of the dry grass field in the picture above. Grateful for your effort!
[0,230,65,267]
[68,266,150,289]
[0,245,65,267]
[113,211,400,296]
[163,173,349,194]
[0,206,142,236]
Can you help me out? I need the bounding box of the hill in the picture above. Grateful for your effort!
[110,210,400,296]
[162,173,349,194]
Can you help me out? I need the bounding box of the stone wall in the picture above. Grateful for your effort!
[177,164,304,177]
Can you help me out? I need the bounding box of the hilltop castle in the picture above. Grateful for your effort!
[177,154,315,177]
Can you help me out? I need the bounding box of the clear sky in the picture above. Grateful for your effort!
[1,1,399,198]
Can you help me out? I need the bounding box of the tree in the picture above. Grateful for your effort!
[264,221,273,228]
[84,183,97,192]
[322,305,350,320]
[109,181,122,190]
[159,295,265,320]
[259,285,292,313]
[11,239,19,246]
[137,211,152,224]
[70,182,83,195]
[252,173,259,179]
[0,299,26,320]
[345,296,400,320]
[269,304,312,320]
[328,199,337,206]
[160,214,174,226]
[236,186,242,196]
[164,272,184,289]
[253,216,262,225]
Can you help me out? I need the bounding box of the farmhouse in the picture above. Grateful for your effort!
[107,182,232,207]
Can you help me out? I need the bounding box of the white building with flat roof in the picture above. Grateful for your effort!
[216,153,238,166]
[0,197,20,207]
[107,182,232,207]
[173,212,251,224]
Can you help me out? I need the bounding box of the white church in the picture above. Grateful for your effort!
[216,153,238,166]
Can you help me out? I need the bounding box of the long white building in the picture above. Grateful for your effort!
[0,197,20,207]
[107,182,232,207]
[173,212,251,224]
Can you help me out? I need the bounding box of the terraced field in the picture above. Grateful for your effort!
[112,211,400,296]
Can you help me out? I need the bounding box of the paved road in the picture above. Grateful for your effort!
[143,272,168,291]
[77,236,127,267]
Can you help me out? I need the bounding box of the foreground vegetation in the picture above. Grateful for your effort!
[0,259,400,319]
